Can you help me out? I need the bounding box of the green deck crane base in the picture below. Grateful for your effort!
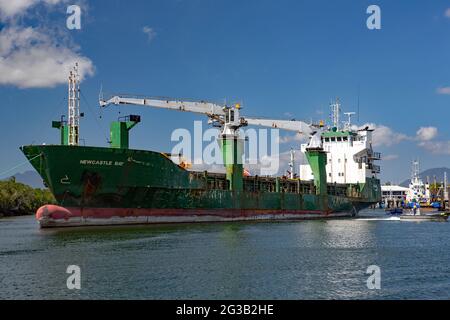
[52,122,69,145]
[305,149,327,195]
[110,121,139,149]
[219,136,244,191]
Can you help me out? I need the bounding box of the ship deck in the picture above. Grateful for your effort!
[188,171,360,198]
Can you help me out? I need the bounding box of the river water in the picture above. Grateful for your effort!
[0,210,449,299]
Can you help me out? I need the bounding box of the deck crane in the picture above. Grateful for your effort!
[99,95,327,195]
[99,95,247,191]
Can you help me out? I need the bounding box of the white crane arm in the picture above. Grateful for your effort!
[244,117,323,149]
[100,96,226,118]
[244,117,315,135]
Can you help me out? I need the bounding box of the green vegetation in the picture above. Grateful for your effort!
[0,177,55,216]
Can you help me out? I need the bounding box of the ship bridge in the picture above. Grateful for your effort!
[300,128,381,184]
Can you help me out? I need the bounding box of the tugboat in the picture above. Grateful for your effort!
[400,202,449,221]
[400,212,449,221]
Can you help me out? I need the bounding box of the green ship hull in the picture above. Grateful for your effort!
[21,145,381,227]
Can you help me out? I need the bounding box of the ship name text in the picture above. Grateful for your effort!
[79,160,124,166]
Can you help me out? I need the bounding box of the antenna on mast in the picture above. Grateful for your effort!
[444,171,448,204]
[68,63,80,146]
[99,83,104,103]
[330,98,341,130]
[411,159,420,182]
[357,84,360,123]
[343,112,356,131]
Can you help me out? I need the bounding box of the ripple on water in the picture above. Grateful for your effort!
[0,211,449,299]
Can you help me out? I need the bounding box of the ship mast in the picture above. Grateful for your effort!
[289,148,295,179]
[68,63,80,146]
[411,159,420,184]
[444,172,448,204]
[343,112,355,131]
[330,98,341,130]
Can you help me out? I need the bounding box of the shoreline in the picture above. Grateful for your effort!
[0,211,34,218]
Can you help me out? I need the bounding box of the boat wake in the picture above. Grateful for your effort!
[356,216,401,221]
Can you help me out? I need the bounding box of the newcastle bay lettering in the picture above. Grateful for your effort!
[79,160,124,166]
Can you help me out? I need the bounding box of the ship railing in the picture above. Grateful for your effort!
[242,176,316,194]
[368,152,381,160]
[327,183,348,197]
[365,163,381,173]
[192,170,323,195]
[371,164,381,173]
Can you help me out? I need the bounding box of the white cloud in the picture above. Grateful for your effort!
[142,26,157,42]
[0,0,62,19]
[278,133,308,144]
[0,0,37,18]
[353,123,444,150]
[354,123,409,147]
[445,8,450,18]
[416,126,438,141]
[418,141,450,155]
[0,27,94,88]
[372,125,408,147]
[383,154,399,161]
[436,86,450,95]
[0,0,94,88]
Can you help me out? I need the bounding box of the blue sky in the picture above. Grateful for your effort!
[1,0,450,183]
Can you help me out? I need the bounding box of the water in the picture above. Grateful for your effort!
[1,210,449,299]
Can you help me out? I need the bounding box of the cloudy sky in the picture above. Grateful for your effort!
[0,0,449,183]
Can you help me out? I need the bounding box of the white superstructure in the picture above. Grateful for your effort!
[299,100,381,184]
[406,160,430,203]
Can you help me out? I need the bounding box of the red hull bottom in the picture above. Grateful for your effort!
[36,205,352,228]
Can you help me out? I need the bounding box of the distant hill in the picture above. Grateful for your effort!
[400,167,450,187]
[3,170,45,189]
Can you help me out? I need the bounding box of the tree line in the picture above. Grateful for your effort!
[0,177,55,216]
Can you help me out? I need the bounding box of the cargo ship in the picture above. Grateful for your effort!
[21,66,381,227]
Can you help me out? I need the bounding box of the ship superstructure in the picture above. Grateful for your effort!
[299,99,381,184]
[406,160,430,203]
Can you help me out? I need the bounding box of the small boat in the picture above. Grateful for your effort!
[400,211,449,222]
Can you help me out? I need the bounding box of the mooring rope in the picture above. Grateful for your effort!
[0,153,42,179]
